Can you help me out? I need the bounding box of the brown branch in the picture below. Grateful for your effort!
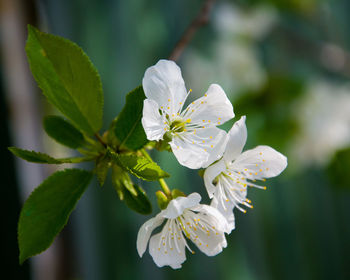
[94,133,107,147]
[168,0,217,62]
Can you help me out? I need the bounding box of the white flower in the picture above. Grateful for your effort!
[204,116,287,232]
[136,193,230,269]
[291,80,350,167]
[142,59,234,169]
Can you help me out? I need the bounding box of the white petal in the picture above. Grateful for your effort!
[170,137,208,169]
[142,60,187,116]
[136,214,165,257]
[219,174,248,209]
[203,158,226,198]
[210,194,235,234]
[203,128,229,168]
[184,208,228,256]
[141,99,166,141]
[232,145,287,179]
[161,193,201,219]
[192,204,232,233]
[170,127,227,169]
[182,84,234,126]
[223,116,247,162]
[149,220,187,269]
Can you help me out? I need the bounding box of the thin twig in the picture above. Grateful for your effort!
[168,0,217,62]
[94,133,106,147]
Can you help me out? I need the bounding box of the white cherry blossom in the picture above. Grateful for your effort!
[136,193,230,269]
[142,59,234,169]
[204,116,287,232]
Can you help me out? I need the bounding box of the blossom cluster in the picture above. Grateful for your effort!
[138,60,287,269]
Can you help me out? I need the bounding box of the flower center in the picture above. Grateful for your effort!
[169,119,186,133]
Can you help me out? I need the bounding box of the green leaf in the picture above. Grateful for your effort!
[112,165,152,214]
[112,153,169,181]
[112,164,137,197]
[8,147,91,164]
[122,184,152,215]
[43,115,85,148]
[18,169,92,264]
[113,86,148,150]
[95,154,111,187]
[26,25,103,135]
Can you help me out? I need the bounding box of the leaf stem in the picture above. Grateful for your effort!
[140,148,172,197]
[140,148,152,161]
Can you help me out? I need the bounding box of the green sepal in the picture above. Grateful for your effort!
[8,147,92,164]
[154,139,172,152]
[18,169,92,264]
[198,169,205,178]
[43,115,85,149]
[171,189,186,199]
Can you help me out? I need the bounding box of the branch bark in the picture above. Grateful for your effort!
[168,0,217,62]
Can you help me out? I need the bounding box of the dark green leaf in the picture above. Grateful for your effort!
[112,153,169,181]
[8,147,91,164]
[18,169,92,263]
[122,184,152,215]
[113,86,148,150]
[112,164,137,197]
[112,165,152,214]
[26,25,103,135]
[43,115,85,148]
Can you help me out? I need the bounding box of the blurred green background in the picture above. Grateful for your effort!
[1,0,350,279]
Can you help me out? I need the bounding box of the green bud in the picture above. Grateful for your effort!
[156,190,169,210]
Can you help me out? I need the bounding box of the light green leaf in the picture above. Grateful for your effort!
[113,86,148,150]
[43,115,85,149]
[112,153,169,181]
[26,25,103,135]
[95,154,111,187]
[8,147,91,164]
[18,169,92,264]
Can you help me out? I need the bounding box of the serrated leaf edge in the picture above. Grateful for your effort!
[27,25,104,135]
[18,168,93,264]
